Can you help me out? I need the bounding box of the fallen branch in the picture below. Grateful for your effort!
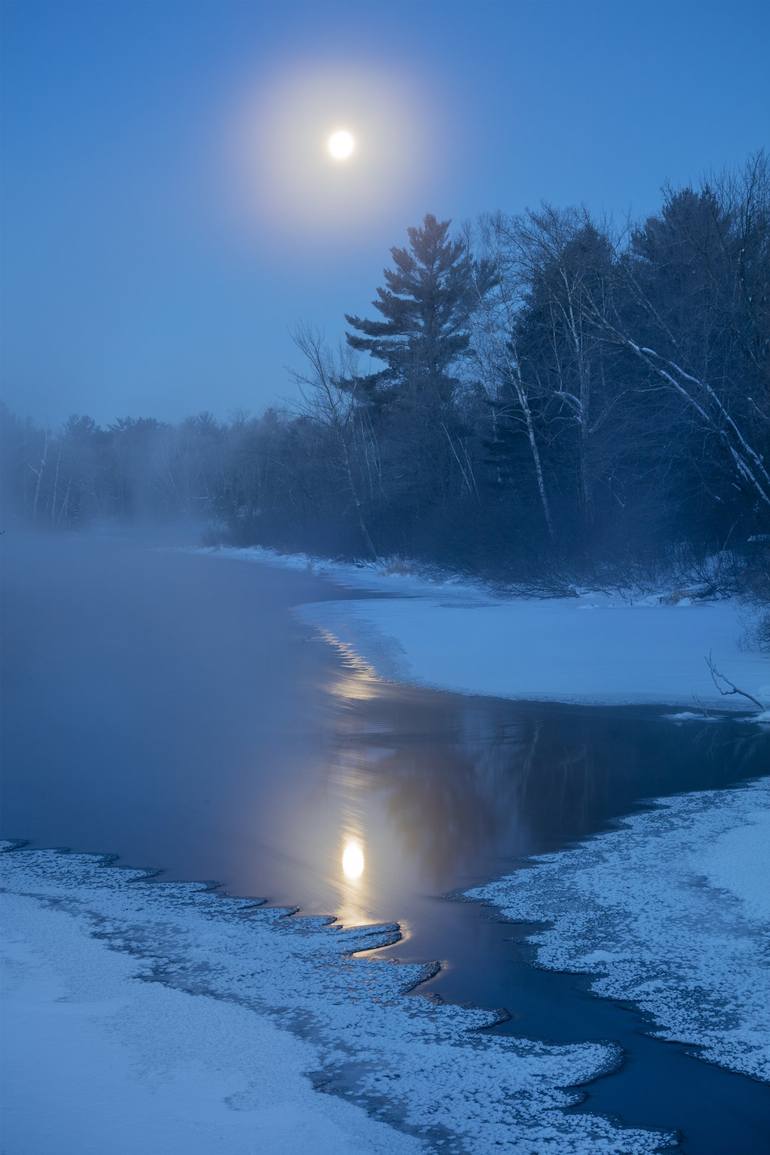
[705,651,765,712]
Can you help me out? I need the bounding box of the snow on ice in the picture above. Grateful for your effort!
[0,844,671,1154]
[467,777,770,1083]
[198,545,769,711]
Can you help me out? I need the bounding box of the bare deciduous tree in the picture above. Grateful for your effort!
[291,325,378,559]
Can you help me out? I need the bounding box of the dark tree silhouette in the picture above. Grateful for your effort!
[345,213,495,407]
[3,157,768,585]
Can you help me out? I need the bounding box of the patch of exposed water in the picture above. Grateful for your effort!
[3,532,768,1152]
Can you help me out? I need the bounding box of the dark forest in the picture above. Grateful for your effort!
[3,154,769,590]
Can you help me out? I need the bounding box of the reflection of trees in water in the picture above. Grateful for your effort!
[333,688,770,889]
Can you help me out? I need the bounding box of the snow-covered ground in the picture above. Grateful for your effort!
[1,893,415,1155]
[0,845,671,1154]
[467,777,770,1083]
[199,545,770,711]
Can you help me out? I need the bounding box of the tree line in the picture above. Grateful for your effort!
[2,153,769,583]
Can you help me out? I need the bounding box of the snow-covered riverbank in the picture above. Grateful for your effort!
[0,845,670,1154]
[199,546,770,711]
[1,891,416,1155]
[467,777,770,1083]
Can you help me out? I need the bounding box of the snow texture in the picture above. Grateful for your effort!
[298,596,769,709]
[467,777,770,1083]
[198,546,770,710]
[0,844,671,1154]
[1,893,417,1155]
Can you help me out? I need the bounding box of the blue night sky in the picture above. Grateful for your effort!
[2,0,769,425]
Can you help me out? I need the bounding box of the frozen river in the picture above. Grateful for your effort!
[2,532,768,1152]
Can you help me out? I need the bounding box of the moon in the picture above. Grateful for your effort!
[341,839,364,880]
[328,129,355,161]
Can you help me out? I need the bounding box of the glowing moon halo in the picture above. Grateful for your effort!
[342,839,365,880]
[328,129,355,161]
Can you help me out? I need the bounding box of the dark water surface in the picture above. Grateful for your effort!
[2,532,768,1153]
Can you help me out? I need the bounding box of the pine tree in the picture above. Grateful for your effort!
[345,214,493,407]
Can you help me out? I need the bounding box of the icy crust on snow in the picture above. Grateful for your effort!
[297,596,769,710]
[1,892,419,1155]
[0,846,670,1154]
[197,543,769,710]
[467,777,770,1083]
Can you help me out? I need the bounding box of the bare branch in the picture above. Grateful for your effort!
[705,651,765,711]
